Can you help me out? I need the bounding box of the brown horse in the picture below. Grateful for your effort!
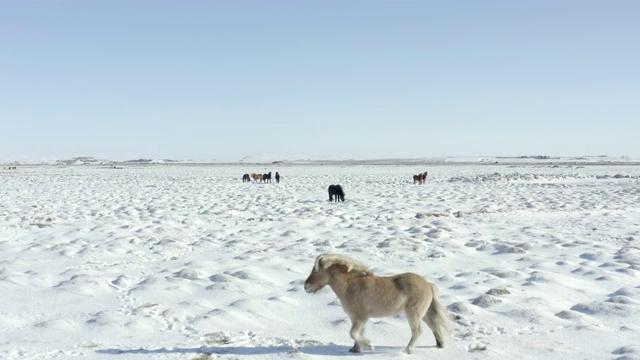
[304,253,451,354]
[413,171,428,184]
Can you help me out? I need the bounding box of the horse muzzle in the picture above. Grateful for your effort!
[304,283,315,294]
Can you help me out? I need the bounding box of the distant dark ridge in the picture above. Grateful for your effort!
[124,159,180,163]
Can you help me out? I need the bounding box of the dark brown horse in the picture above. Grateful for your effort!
[328,185,345,202]
[413,171,428,184]
[242,174,251,182]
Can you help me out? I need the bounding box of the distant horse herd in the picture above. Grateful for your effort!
[243,171,280,183]
[240,170,429,203]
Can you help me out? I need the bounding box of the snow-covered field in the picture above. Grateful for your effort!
[1,163,639,359]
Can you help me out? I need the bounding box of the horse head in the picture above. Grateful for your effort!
[304,257,332,293]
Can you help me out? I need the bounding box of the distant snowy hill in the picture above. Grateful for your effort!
[123,159,181,164]
[239,153,352,163]
[2,155,639,166]
[56,157,115,165]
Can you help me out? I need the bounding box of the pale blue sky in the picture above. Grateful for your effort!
[1,1,638,162]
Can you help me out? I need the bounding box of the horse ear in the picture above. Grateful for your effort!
[318,258,325,269]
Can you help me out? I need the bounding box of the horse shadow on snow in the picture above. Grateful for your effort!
[95,344,435,356]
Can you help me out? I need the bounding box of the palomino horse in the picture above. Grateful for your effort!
[413,171,428,184]
[251,173,263,182]
[304,253,450,354]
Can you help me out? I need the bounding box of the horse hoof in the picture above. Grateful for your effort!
[349,347,361,353]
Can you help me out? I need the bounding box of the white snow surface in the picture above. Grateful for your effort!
[1,163,639,359]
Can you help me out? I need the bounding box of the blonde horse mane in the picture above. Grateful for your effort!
[315,253,371,274]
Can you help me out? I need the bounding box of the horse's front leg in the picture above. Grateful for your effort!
[348,317,372,353]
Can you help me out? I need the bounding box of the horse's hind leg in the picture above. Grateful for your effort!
[348,317,371,353]
[423,312,445,348]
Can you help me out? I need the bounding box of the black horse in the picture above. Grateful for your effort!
[242,174,251,182]
[275,172,280,183]
[263,171,272,183]
[328,184,345,202]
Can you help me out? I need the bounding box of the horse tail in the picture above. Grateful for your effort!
[424,283,452,347]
